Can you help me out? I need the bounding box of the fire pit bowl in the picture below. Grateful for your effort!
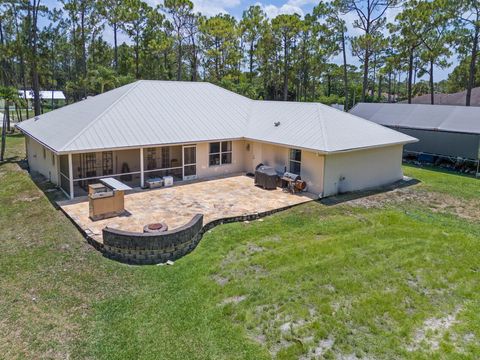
[143,222,169,233]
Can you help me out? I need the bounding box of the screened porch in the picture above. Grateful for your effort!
[59,144,197,198]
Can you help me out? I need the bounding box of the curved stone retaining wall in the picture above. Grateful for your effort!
[101,214,204,265]
[78,201,309,265]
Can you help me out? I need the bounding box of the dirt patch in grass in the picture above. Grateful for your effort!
[349,186,480,221]
[299,337,335,359]
[12,193,41,203]
[220,295,247,305]
[211,274,229,286]
[407,306,463,352]
[247,303,323,357]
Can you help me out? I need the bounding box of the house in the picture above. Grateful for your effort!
[16,81,416,200]
[405,87,480,106]
[19,90,66,101]
[18,90,67,110]
[350,103,480,173]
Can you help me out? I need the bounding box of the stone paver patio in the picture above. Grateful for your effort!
[60,175,316,243]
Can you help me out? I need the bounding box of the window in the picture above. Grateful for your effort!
[43,148,46,159]
[146,148,156,170]
[51,153,55,166]
[209,141,232,166]
[289,149,301,174]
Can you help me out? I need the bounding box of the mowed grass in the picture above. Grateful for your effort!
[1,133,479,359]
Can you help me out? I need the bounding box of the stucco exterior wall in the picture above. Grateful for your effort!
[25,134,401,200]
[244,141,325,196]
[26,136,59,184]
[196,140,246,178]
[323,144,404,197]
[301,150,325,195]
[244,141,288,173]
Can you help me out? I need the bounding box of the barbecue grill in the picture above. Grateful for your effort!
[254,164,278,189]
[281,172,307,193]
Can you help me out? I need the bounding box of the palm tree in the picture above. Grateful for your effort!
[89,66,119,94]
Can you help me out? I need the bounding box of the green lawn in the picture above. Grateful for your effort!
[1,134,479,359]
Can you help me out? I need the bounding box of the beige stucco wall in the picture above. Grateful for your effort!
[322,144,404,197]
[25,134,401,199]
[196,140,246,178]
[301,150,325,195]
[26,136,59,184]
[244,140,325,196]
[244,141,288,173]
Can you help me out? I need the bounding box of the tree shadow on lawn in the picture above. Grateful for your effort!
[320,177,420,206]
[0,156,22,166]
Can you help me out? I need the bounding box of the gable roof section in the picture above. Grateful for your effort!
[246,101,414,152]
[17,81,416,154]
[350,103,480,135]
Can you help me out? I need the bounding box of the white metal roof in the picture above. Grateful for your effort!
[19,90,66,100]
[16,80,416,154]
[350,102,480,135]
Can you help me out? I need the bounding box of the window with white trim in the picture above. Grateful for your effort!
[209,141,232,166]
[289,148,301,174]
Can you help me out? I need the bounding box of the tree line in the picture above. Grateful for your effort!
[0,0,479,122]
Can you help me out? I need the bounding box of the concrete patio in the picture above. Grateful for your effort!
[59,175,316,243]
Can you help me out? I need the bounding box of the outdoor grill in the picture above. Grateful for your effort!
[254,164,278,190]
[281,172,307,193]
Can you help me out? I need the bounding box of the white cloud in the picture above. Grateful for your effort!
[342,11,363,37]
[148,0,241,16]
[255,1,304,19]
[191,0,241,16]
[286,0,318,7]
[385,5,402,24]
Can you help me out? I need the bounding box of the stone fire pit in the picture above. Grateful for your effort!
[143,222,168,233]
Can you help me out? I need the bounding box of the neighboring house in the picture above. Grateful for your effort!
[18,90,66,109]
[16,81,416,199]
[406,87,480,106]
[350,102,480,169]
[18,90,66,101]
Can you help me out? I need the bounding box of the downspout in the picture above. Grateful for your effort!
[321,155,327,198]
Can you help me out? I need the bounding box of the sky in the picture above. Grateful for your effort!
[42,0,457,81]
